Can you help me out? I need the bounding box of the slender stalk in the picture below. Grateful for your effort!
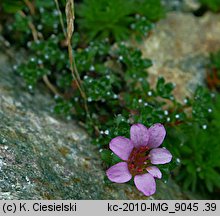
[24,0,35,15]
[19,11,38,41]
[65,0,89,115]
[54,0,67,37]
[42,75,61,96]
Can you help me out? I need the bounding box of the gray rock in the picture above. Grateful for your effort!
[138,12,220,101]
[0,47,192,199]
[162,0,200,12]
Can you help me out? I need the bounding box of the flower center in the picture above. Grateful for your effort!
[127,146,150,176]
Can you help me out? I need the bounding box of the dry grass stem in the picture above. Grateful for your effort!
[54,0,67,37]
[65,0,89,115]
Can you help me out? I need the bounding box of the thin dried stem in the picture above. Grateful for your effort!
[65,0,89,115]
[24,0,35,15]
[54,0,67,38]
[19,11,38,41]
[42,75,61,96]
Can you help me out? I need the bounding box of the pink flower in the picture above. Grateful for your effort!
[106,123,172,196]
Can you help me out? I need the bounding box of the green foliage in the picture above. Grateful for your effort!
[165,50,220,194]
[199,0,220,12]
[16,34,68,88]
[77,0,164,41]
[130,15,154,41]
[156,77,175,98]
[210,50,220,71]
[101,149,122,167]
[133,0,165,21]
[191,86,213,123]
[2,0,164,43]
[9,12,31,44]
[77,0,134,41]
[175,95,220,193]
[0,0,24,13]
[2,0,66,45]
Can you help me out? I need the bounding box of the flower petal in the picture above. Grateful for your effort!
[147,123,166,149]
[109,136,134,160]
[149,148,172,165]
[130,123,149,148]
[106,162,132,183]
[134,173,156,196]
[146,166,162,179]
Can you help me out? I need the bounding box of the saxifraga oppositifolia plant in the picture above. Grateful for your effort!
[1,0,220,197]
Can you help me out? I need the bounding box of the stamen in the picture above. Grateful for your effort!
[127,146,150,176]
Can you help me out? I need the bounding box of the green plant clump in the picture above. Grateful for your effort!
[76,0,164,41]
[174,94,220,193]
[199,0,220,12]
